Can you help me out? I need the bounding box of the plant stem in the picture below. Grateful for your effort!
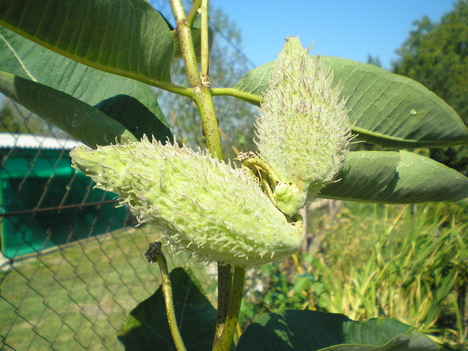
[213,264,232,342]
[212,87,262,106]
[170,4,244,351]
[186,0,201,26]
[213,266,246,351]
[169,0,223,159]
[200,0,210,87]
[226,267,246,342]
[242,157,282,186]
[146,242,187,351]
[159,82,194,98]
[157,254,187,351]
[262,178,277,206]
[194,89,224,158]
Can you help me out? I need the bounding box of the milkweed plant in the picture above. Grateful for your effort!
[1,1,468,350]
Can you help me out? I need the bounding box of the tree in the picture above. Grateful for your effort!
[392,0,468,175]
[367,54,382,68]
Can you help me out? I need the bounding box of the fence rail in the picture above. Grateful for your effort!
[0,200,120,218]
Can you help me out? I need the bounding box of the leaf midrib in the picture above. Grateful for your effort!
[0,20,187,94]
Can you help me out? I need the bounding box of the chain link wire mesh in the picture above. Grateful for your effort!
[0,97,169,350]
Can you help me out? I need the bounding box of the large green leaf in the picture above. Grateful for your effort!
[236,311,437,351]
[118,267,217,351]
[0,0,174,86]
[232,57,468,148]
[0,70,137,147]
[319,151,468,203]
[337,319,437,351]
[0,26,172,142]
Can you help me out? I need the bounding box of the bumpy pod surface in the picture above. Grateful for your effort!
[255,37,351,216]
[70,138,303,267]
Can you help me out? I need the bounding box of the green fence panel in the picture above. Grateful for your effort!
[0,146,126,258]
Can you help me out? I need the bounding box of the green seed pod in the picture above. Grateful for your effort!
[70,137,303,267]
[255,37,351,216]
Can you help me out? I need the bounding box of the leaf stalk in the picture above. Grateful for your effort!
[200,0,210,87]
[212,87,262,106]
[145,242,187,351]
[186,0,201,26]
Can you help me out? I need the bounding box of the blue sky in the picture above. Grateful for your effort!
[211,0,456,70]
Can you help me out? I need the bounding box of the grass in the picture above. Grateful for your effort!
[310,201,468,348]
[0,227,216,351]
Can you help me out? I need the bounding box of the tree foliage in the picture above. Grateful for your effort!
[367,54,382,68]
[392,0,468,174]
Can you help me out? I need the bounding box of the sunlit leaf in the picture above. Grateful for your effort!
[0,0,174,86]
[319,151,468,203]
[233,57,468,148]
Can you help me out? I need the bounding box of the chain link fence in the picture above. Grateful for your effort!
[0,98,166,350]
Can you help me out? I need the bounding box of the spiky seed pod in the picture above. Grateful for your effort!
[70,137,303,267]
[255,37,352,216]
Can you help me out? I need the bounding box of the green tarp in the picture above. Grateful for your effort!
[1,148,126,258]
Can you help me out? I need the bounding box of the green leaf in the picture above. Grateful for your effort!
[236,311,437,351]
[0,70,137,147]
[232,62,273,98]
[335,319,437,351]
[319,151,468,203]
[118,267,217,351]
[232,57,468,148]
[0,26,172,142]
[0,0,174,86]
